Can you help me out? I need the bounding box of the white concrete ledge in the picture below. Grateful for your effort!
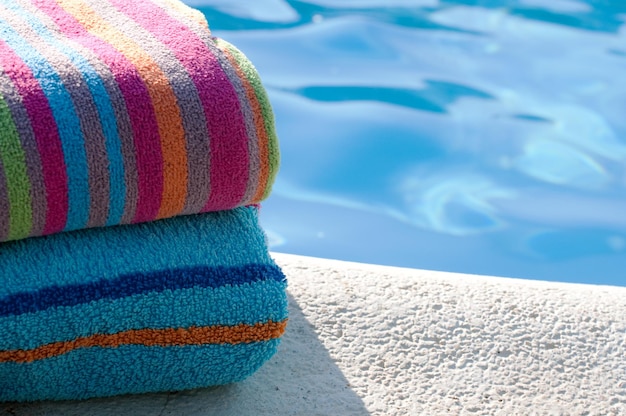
[2,253,625,415]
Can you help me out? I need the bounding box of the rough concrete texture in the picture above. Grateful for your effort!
[2,252,625,415]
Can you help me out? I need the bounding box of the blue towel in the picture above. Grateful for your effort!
[0,206,288,401]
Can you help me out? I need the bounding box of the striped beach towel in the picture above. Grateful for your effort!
[0,0,279,242]
[0,0,286,401]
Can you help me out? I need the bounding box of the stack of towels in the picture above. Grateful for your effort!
[0,0,287,401]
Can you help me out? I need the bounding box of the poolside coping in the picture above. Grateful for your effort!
[2,252,625,414]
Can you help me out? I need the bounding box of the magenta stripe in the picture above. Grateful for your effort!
[0,40,68,234]
[110,0,250,210]
[32,0,163,223]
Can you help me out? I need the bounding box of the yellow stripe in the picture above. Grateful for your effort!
[158,0,208,28]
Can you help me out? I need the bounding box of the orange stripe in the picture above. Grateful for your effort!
[221,48,270,205]
[0,320,287,364]
[55,0,188,219]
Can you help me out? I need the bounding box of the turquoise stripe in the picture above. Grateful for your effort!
[0,280,288,350]
[3,2,127,225]
[0,207,272,297]
[0,340,281,401]
[0,19,90,230]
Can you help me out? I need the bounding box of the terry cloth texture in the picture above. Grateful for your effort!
[0,0,286,402]
[0,0,279,243]
[0,206,288,401]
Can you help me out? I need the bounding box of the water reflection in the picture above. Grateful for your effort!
[398,172,510,235]
[515,140,608,189]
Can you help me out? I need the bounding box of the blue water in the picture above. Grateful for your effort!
[187,0,626,286]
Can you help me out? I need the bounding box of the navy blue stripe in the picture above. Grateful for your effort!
[0,264,285,318]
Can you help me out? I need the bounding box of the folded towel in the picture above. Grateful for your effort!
[0,206,288,401]
[0,0,287,401]
[0,0,279,242]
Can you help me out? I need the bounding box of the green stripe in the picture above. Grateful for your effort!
[0,91,32,240]
[216,39,280,200]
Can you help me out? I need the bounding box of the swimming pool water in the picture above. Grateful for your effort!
[187,0,626,286]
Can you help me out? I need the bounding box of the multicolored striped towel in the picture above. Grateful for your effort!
[0,206,288,401]
[0,0,287,402]
[0,0,279,242]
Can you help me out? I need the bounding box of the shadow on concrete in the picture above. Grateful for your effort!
[0,293,369,416]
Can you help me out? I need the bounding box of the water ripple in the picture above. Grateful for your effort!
[282,80,493,113]
[196,0,626,35]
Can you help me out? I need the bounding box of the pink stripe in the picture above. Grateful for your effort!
[0,40,68,234]
[32,0,163,223]
[110,0,250,210]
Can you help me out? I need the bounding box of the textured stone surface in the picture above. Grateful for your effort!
[2,253,625,415]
